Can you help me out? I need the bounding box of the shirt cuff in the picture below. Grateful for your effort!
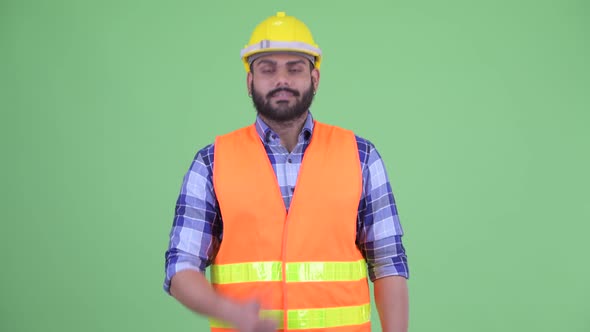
[163,256,206,295]
[369,254,410,281]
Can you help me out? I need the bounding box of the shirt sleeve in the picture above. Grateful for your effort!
[356,137,409,281]
[163,144,222,294]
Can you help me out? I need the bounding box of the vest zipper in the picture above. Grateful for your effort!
[281,213,290,331]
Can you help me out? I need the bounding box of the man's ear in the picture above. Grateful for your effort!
[247,71,253,96]
[311,68,320,92]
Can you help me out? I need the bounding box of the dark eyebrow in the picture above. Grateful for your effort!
[286,60,306,66]
[255,59,276,67]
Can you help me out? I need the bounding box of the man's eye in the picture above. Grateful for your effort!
[261,68,274,74]
[289,68,303,73]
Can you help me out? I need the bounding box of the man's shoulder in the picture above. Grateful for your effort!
[353,134,376,153]
[353,134,376,166]
[192,143,215,165]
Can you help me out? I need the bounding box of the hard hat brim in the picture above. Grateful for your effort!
[247,51,316,68]
[240,40,322,72]
[240,40,321,59]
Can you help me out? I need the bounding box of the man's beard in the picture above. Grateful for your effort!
[251,82,315,122]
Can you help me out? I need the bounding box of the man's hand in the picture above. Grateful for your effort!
[231,301,277,332]
[170,270,277,331]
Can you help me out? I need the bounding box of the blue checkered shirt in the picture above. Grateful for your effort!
[164,113,409,293]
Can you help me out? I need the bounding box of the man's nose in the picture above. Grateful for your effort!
[274,68,290,87]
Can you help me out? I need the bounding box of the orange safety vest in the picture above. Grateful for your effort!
[211,121,371,331]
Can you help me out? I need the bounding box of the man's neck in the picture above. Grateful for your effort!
[260,111,308,153]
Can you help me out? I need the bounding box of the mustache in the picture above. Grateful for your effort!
[267,87,300,98]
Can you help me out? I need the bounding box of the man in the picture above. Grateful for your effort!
[164,12,409,332]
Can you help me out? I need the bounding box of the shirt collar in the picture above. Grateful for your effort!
[255,112,314,145]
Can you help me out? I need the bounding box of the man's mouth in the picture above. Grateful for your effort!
[273,91,294,98]
[268,87,300,99]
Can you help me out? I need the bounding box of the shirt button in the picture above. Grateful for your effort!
[287,158,292,163]
[290,187,295,192]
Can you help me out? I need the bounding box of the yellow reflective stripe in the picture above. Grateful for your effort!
[211,260,367,284]
[286,260,367,282]
[210,261,282,284]
[288,304,371,330]
[209,304,370,330]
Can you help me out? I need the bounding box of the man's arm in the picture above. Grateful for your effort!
[164,146,276,332]
[164,145,219,295]
[374,276,409,332]
[355,137,410,332]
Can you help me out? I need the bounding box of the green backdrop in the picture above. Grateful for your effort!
[2,0,589,331]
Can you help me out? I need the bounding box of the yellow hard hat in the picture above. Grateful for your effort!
[240,12,322,72]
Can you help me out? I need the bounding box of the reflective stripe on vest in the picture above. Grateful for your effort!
[210,303,370,330]
[211,260,367,284]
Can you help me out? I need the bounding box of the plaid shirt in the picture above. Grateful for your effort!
[164,113,409,293]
